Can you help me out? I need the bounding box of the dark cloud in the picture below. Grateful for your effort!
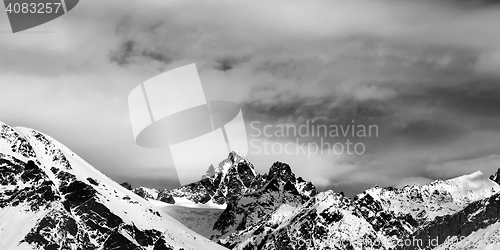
[109,40,172,66]
[214,56,249,72]
[423,84,500,118]
[109,40,135,65]
[390,119,464,146]
[2,0,500,195]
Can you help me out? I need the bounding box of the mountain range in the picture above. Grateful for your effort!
[131,153,500,250]
[2,121,500,249]
[0,122,226,250]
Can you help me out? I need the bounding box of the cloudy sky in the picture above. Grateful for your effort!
[1,0,500,196]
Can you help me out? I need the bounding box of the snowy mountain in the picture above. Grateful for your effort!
[435,222,500,250]
[129,154,318,247]
[124,149,500,250]
[0,122,227,250]
[400,190,500,250]
[361,171,500,223]
[4,119,500,250]
[212,161,317,242]
[133,186,161,201]
[133,151,259,206]
[163,151,258,205]
[187,153,500,249]
[208,169,500,250]
[118,150,500,250]
[490,168,500,185]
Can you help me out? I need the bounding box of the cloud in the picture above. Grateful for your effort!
[246,137,356,188]
[1,0,500,194]
[426,154,500,180]
[52,0,496,109]
[352,85,397,102]
[476,51,500,77]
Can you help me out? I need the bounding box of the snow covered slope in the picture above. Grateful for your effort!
[212,161,317,244]
[401,190,500,250]
[0,122,226,250]
[49,120,498,250]
[209,160,500,249]
[151,200,224,238]
[130,151,259,208]
[435,222,500,250]
[361,171,500,223]
[156,151,258,206]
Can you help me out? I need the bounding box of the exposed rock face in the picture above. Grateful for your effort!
[135,147,500,250]
[162,178,215,204]
[1,144,168,249]
[211,161,317,246]
[11,118,499,250]
[120,182,133,190]
[154,155,317,207]
[399,191,500,250]
[0,122,227,250]
[490,168,500,185]
[133,186,159,200]
[207,151,258,204]
[0,157,58,211]
[151,151,259,206]
[359,171,499,225]
[112,151,500,250]
[202,164,216,180]
[210,166,500,250]
[157,191,175,204]
[353,190,419,243]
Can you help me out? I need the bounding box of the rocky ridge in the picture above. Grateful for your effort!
[0,122,227,250]
[130,149,500,250]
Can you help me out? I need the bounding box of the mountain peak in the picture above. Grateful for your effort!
[161,151,257,206]
[267,161,295,182]
[0,121,226,250]
[463,170,484,179]
[227,150,246,164]
[490,168,500,185]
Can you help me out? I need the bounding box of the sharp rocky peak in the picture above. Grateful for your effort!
[211,160,317,242]
[490,168,500,185]
[214,167,500,250]
[266,161,295,182]
[227,150,246,164]
[156,150,258,205]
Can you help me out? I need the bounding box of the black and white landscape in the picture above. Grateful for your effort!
[2,122,500,249]
[0,122,226,250]
[2,0,500,249]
